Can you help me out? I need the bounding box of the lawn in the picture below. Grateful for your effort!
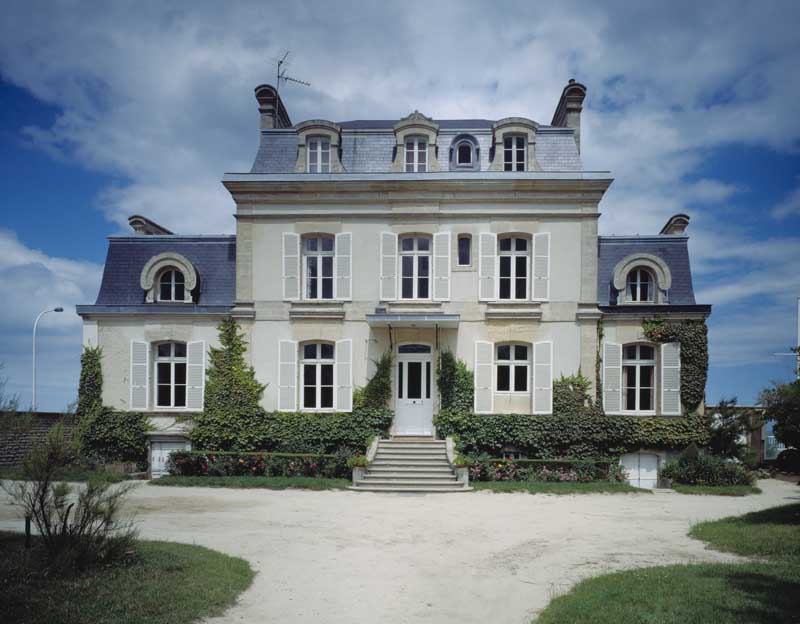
[534,503,800,624]
[672,484,762,496]
[150,475,351,490]
[0,531,254,624]
[471,481,648,494]
[0,465,130,483]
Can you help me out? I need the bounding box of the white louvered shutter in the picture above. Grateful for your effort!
[533,232,550,301]
[335,339,353,412]
[432,231,451,301]
[186,341,206,410]
[278,340,298,412]
[603,342,622,414]
[334,232,352,300]
[380,232,398,301]
[282,232,300,300]
[478,233,497,301]
[474,341,494,414]
[130,340,149,410]
[661,342,681,415]
[532,341,553,414]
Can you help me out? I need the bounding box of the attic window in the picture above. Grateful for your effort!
[457,142,472,165]
[504,136,526,171]
[627,268,654,303]
[307,137,331,173]
[158,269,185,302]
[405,138,427,172]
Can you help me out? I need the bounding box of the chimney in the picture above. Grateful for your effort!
[551,79,587,153]
[128,215,173,236]
[659,214,690,235]
[254,84,292,129]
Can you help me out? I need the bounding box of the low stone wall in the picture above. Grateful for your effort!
[0,412,76,466]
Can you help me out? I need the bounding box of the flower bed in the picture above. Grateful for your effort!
[463,457,625,483]
[168,451,349,479]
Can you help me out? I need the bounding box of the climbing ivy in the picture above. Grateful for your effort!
[76,346,103,419]
[643,318,708,411]
[354,351,392,409]
[437,349,474,413]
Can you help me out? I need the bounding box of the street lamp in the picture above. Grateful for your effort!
[32,307,64,412]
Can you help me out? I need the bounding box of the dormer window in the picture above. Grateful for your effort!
[450,135,480,171]
[405,138,427,172]
[307,137,330,173]
[627,268,654,303]
[457,142,472,165]
[504,136,526,171]
[158,269,185,302]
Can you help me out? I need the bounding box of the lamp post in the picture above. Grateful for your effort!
[32,307,63,412]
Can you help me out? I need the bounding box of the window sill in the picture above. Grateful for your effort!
[453,265,474,272]
[289,302,345,320]
[484,301,542,320]
[621,411,657,416]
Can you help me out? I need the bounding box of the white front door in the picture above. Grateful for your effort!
[150,441,186,478]
[395,344,434,436]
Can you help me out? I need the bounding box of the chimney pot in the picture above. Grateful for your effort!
[551,79,587,153]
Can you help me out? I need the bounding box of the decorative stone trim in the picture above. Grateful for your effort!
[448,134,480,171]
[390,111,441,172]
[489,117,540,171]
[293,119,345,173]
[612,252,672,304]
[140,252,197,303]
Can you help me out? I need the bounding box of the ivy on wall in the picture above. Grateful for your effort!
[76,346,103,419]
[642,318,708,411]
[353,351,392,410]
[437,350,474,414]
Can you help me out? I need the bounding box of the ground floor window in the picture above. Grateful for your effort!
[302,342,334,409]
[155,342,187,408]
[495,343,529,393]
[622,343,655,413]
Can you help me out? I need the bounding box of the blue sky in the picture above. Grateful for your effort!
[1,1,799,411]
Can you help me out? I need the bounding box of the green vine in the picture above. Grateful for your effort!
[353,351,392,409]
[595,318,604,403]
[77,346,103,419]
[643,318,708,412]
[437,349,474,413]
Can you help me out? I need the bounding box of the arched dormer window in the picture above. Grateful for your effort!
[140,252,197,303]
[391,111,440,173]
[449,134,480,171]
[612,253,672,305]
[294,120,344,173]
[489,118,538,172]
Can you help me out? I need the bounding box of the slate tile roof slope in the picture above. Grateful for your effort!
[93,236,236,306]
[597,236,696,306]
[250,122,583,173]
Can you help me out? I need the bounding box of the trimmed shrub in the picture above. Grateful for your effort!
[168,450,348,478]
[661,445,754,486]
[463,456,614,482]
[775,448,800,474]
[78,406,151,467]
[76,346,103,419]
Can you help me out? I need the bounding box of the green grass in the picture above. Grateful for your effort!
[672,484,762,496]
[150,475,351,490]
[0,532,254,624]
[534,503,800,624]
[471,481,649,494]
[0,465,130,483]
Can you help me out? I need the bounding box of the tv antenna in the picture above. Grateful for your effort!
[275,51,311,94]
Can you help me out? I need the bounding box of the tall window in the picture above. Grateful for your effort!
[623,344,656,413]
[303,236,334,300]
[627,268,654,303]
[456,141,472,166]
[158,269,185,302]
[307,137,330,173]
[302,342,334,410]
[155,342,186,408]
[400,235,431,299]
[503,135,525,171]
[457,234,472,266]
[405,138,427,172]
[498,236,529,299]
[496,343,529,393]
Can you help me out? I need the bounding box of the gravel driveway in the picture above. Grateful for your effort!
[1,479,797,623]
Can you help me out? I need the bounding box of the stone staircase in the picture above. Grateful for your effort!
[350,437,470,493]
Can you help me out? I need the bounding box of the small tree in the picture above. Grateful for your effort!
[705,397,758,459]
[761,379,800,449]
[77,346,103,419]
[191,318,266,450]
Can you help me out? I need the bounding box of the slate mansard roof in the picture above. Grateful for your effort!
[76,235,236,316]
[250,124,583,174]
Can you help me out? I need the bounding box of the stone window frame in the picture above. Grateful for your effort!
[300,341,336,412]
[621,342,657,415]
[489,118,540,172]
[612,253,672,305]
[153,341,188,409]
[293,120,345,173]
[140,252,197,303]
[495,342,531,395]
[391,111,440,172]
[448,134,480,171]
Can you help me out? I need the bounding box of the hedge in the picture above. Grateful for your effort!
[168,451,349,478]
[464,457,624,482]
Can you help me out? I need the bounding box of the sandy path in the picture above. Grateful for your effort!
[1,479,797,623]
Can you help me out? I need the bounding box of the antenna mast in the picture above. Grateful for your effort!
[276,51,311,94]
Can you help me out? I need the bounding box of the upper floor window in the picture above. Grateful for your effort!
[503,135,526,171]
[498,236,529,300]
[457,234,472,266]
[627,268,654,303]
[457,141,473,165]
[303,235,334,300]
[623,344,655,413]
[307,137,331,173]
[158,269,185,302]
[496,343,529,393]
[301,342,335,410]
[155,342,187,408]
[400,235,431,299]
[405,138,427,172]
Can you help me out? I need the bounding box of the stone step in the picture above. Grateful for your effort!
[378,443,446,450]
[371,459,451,467]
[374,450,448,458]
[368,465,453,473]
[357,477,459,485]
[362,472,458,481]
[349,485,471,493]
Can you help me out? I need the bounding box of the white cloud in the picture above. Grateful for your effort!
[771,180,800,219]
